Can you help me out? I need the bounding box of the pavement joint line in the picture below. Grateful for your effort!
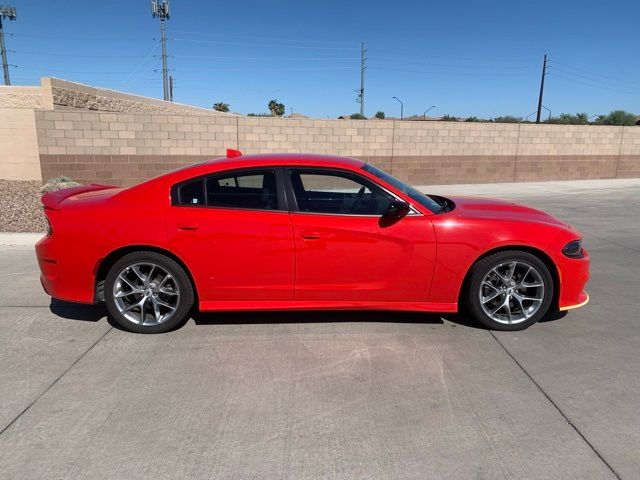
[489,331,622,480]
[0,271,39,276]
[0,326,113,437]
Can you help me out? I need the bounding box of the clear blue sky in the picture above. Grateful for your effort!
[4,0,639,118]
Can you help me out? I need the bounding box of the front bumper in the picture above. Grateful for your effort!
[556,248,590,311]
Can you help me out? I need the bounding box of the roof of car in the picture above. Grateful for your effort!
[132,153,367,191]
[205,153,365,170]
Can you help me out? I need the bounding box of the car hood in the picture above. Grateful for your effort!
[445,196,570,229]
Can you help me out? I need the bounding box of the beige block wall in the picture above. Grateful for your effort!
[35,110,238,157]
[0,108,42,181]
[34,112,640,160]
[238,117,394,157]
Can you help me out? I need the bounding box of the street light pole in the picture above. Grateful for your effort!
[423,105,436,119]
[393,96,404,120]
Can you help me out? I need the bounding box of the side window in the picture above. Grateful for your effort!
[290,170,394,215]
[177,178,205,205]
[206,170,279,210]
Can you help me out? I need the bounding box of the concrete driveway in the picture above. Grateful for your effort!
[1,180,638,479]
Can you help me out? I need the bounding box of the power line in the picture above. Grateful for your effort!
[367,66,533,77]
[13,50,152,59]
[551,61,639,87]
[550,73,640,96]
[173,54,357,61]
[171,29,356,46]
[173,37,360,51]
[370,57,536,71]
[172,66,358,73]
[550,65,640,91]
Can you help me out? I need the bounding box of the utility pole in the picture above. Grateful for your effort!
[535,54,547,124]
[169,75,174,102]
[0,5,17,86]
[356,42,366,116]
[151,0,171,101]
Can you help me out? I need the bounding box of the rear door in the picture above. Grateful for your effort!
[285,167,437,303]
[166,168,295,303]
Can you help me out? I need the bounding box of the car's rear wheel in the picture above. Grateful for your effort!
[466,250,553,331]
[105,251,194,333]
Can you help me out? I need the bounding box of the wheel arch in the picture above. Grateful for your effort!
[94,245,199,304]
[457,245,560,313]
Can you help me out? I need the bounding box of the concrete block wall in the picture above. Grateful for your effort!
[2,77,639,187]
[34,108,640,187]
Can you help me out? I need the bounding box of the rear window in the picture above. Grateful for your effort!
[177,179,205,205]
[172,170,279,210]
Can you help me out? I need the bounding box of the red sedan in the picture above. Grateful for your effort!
[36,152,589,333]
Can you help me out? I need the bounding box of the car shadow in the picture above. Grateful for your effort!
[191,309,449,326]
[49,298,567,331]
[50,298,107,322]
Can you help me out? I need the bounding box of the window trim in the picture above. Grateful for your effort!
[170,167,288,213]
[283,167,420,217]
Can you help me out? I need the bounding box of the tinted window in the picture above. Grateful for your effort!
[362,163,442,213]
[177,179,205,205]
[206,171,279,210]
[290,170,394,215]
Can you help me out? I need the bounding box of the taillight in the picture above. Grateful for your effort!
[562,240,583,258]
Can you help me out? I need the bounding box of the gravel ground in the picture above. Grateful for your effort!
[0,180,48,233]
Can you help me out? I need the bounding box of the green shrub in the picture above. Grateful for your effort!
[40,176,81,193]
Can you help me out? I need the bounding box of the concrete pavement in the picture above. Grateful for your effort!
[1,180,639,479]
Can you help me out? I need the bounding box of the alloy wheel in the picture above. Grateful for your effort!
[112,262,180,326]
[478,261,545,324]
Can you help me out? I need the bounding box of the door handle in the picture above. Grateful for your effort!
[300,231,320,239]
[177,224,198,231]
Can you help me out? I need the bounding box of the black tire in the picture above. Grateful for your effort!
[465,250,554,331]
[105,251,194,334]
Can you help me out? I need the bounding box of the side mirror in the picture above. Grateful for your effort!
[382,201,410,220]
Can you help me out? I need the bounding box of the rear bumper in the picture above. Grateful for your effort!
[35,235,95,304]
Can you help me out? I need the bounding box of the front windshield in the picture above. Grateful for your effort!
[362,163,443,213]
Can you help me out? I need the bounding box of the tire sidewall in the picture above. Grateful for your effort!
[105,251,194,334]
[467,251,554,331]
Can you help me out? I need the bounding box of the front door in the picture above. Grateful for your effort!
[166,168,295,303]
[286,168,437,303]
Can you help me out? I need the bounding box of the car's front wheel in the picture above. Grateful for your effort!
[105,251,194,333]
[466,250,554,331]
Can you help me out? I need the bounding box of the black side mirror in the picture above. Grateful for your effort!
[382,201,410,220]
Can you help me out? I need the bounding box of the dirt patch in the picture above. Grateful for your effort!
[0,180,48,233]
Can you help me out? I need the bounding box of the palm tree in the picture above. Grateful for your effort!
[268,99,285,117]
[574,113,588,125]
[213,102,230,112]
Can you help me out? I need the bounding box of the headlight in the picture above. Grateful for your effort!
[562,239,583,258]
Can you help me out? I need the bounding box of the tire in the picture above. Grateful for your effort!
[465,250,554,331]
[105,251,194,334]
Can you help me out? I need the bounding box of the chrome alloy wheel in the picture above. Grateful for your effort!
[113,262,180,326]
[479,261,545,325]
